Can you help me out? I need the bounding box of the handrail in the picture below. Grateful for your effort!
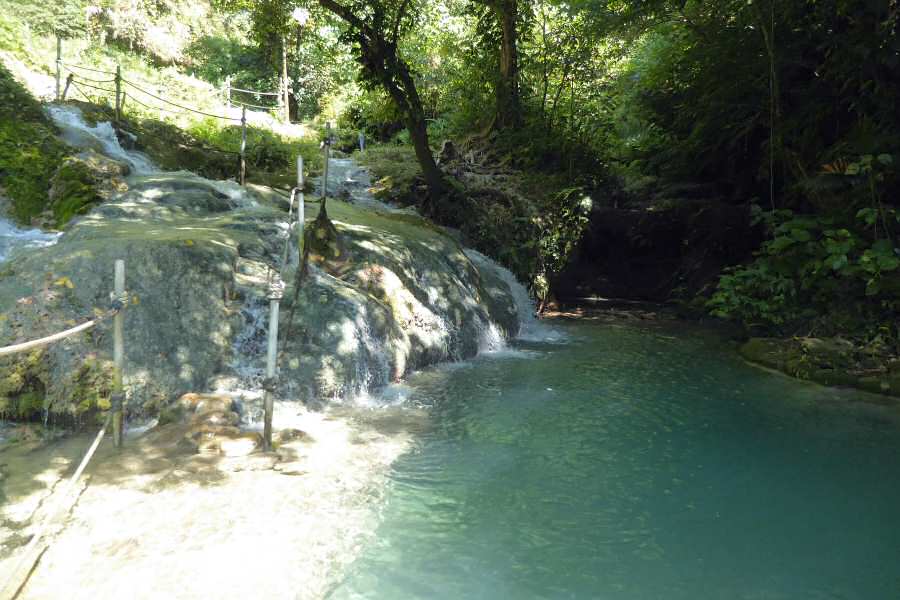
[122,78,240,122]
[0,261,129,597]
[228,85,280,97]
[58,61,115,75]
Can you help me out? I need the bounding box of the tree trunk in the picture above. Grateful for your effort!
[281,34,290,123]
[317,0,446,198]
[494,0,521,129]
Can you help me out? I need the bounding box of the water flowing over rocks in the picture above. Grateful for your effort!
[0,107,521,422]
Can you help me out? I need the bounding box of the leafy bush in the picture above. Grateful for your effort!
[708,203,900,332]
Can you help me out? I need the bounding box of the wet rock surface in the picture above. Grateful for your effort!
[739,337,900,399]
[0,166,518,420]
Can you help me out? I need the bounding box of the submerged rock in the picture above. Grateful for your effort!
[739,337,900,398]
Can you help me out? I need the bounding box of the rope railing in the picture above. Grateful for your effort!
[58,60,115,75]
[122,89,189,116]
[61,68,116,85]
[122,78,240,122]
[0,260,129,598]
[70,79,116,95]
[228,85,280,97]
[231,99,277,111]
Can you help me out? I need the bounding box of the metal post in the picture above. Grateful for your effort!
[297,156,305,263]
[112,259,125,448]
[55,35,62,102]
[240,106,247,186]
[263,291,279,451]
[62,73,73,102]
[321,122,331,203]
[114,65,121,123]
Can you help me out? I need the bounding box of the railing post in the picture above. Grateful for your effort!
[112,259,125,448]
[297,155,305,261]
[263,288,279,452]
[55,35,62,102]
[321,122,331,203]
[114,65,122,123]
[240,106,247,186]
[62,73,73,102]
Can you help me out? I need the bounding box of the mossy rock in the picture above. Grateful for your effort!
[47,151,128,227]
[0,349,49,420]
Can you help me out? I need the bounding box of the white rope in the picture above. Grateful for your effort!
[0,414,111,599]
[0,303,123,357]
[0,319,99,356]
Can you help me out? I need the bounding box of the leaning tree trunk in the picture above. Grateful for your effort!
[392,59,446,196]
[317,0,447,198]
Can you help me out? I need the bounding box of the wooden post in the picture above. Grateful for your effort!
[225,75,232,110]
[55,35,62,102]
[240,106,247,186]
[112,259,125,448]
[114,65,122,123]
[62,73,73,102]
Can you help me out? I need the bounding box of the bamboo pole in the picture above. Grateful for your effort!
[112,259,125,448]
[0,415,111,599]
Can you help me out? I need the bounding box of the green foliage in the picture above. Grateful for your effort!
[187,117,322,176]
[708,205,900,331]
[357,145,422,204]
[534,187,592,300]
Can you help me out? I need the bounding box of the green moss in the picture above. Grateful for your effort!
[0,63,68,224]
[0,349,49,419]
[48,158,102,226]
[69,357,115,415]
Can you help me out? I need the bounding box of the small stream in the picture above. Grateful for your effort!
[331,321,900,599]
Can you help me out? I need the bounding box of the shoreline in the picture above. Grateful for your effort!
[0,401,417,599]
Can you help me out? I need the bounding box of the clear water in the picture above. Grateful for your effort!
[332,320,900,599]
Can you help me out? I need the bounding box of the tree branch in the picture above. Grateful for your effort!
[391,0,412,43]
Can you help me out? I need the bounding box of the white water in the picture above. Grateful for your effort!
[46,105,158,175]
[464,248,565,343]
[0,219,59,262]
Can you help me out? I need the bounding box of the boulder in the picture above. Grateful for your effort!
[0,174,519,422]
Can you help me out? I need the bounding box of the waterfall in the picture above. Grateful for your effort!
[46,105,158,175]
[464,249,564,343]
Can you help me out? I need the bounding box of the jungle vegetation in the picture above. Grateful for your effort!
[1,0,899,347]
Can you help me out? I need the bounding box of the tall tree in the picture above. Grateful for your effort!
[473,0,523,129]
[317,0,447,197]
